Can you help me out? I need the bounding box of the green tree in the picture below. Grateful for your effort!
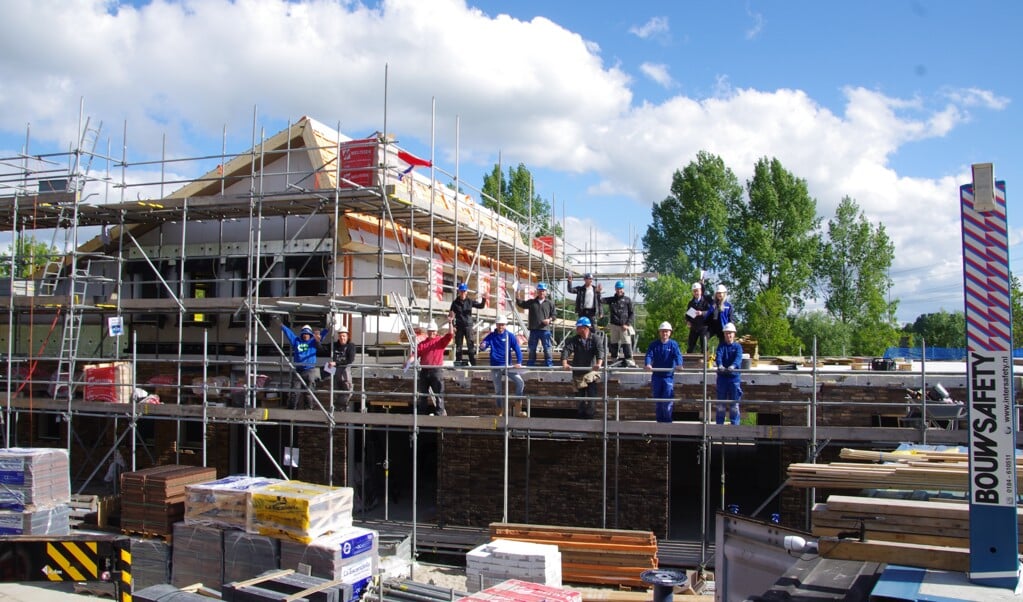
[742,287,799,355]
[818,197,899,354]
[636,275,689,351]
[481,163,562,242]
[642,151,742,279]
[724,157,820,344]
[790,311,853,357]
[0,235,60,279]
[907,310,965,348]
[1013,275,1023,350]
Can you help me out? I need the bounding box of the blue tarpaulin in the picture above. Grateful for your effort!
[883,347,1023,360]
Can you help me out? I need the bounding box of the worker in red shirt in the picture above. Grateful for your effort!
[409,317,454,415]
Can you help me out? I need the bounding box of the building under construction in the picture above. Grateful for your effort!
[0,110,975,575]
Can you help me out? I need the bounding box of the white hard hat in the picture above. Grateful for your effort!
[715,284,728,294]
[723,322,737,333]
[337,326,348,335]
[691,282,702,290]
[658,321,673,331]
[495,315,508,325]
[425,321,438,331]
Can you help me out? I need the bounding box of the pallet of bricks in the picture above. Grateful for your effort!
[120,465,218,537]
[489,523,658,588]
[0,447,71,536]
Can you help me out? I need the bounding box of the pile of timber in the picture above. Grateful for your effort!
[787,447,1023,491]
[489,523,657,588]
[812,494,1023,552]
[121,464,218,537]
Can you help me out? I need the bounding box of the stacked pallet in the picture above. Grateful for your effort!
[457,578,582,602]
[172,523,224,589]
[83,361,132,403]
[280,526,378,599]
[812,494,1023,552]
[185,475,284,530]
[249,481,354,544]
[223,569,351,602]
[466,539,562,592]
[121,464,218,537]
[489,523,657,588]
[0,447,71,536]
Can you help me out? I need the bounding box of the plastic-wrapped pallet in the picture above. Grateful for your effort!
[172,522,224,589]
[457,579,581,602]
[466,539,562,592]
[185,475,283,531]
[248,481,353,543]
[130,537,172,590]
[0,447,71,509]
[0,505,70,536]
[223,530,280,584]
[280,526,377,599]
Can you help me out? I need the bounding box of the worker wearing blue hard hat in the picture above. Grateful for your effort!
[562,314,605,418]
[515,281,555,367]
[602,280,636,367]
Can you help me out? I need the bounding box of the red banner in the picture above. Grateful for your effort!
[339,137,377,188]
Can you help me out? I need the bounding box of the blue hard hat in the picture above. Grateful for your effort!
[575,317,591,327]
[615,280,624,289]
[457,283,468,292]
[583,273,593,279]
[536,282,548,291]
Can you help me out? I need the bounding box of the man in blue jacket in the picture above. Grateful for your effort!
[644,321,684,423]
[714,322,743,425]
[281,322,328,409]
[479,315,525,417]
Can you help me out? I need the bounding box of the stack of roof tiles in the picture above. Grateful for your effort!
[121,464,217,536]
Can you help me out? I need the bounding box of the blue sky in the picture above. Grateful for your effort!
[1,0,1020,323]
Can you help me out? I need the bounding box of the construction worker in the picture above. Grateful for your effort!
[325,325,356,411]
[602,280,636,367]
[515,282,556,367]
[715,322,743,425]
[479,315,525,417]
[566,272,602,322]
[644,322,684,423]
[281,322,328,409]
[561,316,605,419]
[448,282,485,366]
[707,284,734,346]
[410,318,454,416]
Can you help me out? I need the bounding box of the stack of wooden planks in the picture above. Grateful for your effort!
[121,464,217,537]
[813,494,1023,553]
[787,447,1023,491]
[489,523,657,588]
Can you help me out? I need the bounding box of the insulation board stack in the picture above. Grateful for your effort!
[0,504,71,536]
[223,570,352,602]
[171,522,224,589]
[280,526,377,599]
[224,530,281,584]
[185,475,283,531]
[83,361,133,403]
[457,579,582,602]
[129,537,173,591]
[466,539,562,593]
[0,447,71,509]
[249,481,353,543]
[121,465,217,536]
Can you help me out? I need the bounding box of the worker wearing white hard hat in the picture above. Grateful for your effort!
[327,324,356,410]
[714,322,743,425]
[684,281,714,353]
[644,319,684,423]
[708,283,734,346]
[408,316,454,416]
[479,315,526,417]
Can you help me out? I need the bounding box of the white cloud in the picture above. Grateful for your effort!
[628,16,669,40]
[0,0,1008,322]
[745,5,765,40]
[639,63,674,88]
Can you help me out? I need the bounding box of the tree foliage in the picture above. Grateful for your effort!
[0,235,60,279]
[641,151,741,280]
[742,287,799,355]
[906,310,966,348]
[1014,274,1023,350]
[790,311,853,357]
[817,197,899,354]
[636,275,689,351]
[481,163,561,242]
[725,158,820,313]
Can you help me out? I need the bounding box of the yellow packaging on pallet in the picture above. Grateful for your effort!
[248,480,353,543]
